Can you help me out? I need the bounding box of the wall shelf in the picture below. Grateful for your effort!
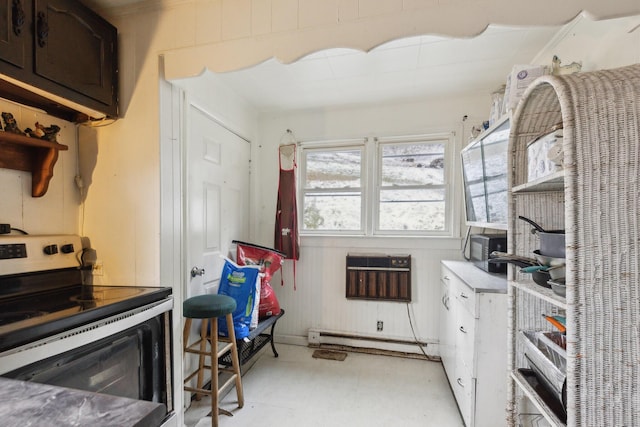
[0,131,68,197]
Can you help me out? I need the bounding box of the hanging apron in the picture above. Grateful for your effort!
[274,144,299,288]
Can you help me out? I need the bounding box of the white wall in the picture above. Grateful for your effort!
[0,99,80,235]
[253,94,487,350]
[531,14,640,72]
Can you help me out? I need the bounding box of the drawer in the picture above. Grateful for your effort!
[441,267,453,287]
[451,364,475,427]
[455,307,477,373]
[453,279,477,318]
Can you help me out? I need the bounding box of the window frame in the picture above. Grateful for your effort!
[299,139,368,235]
[298,132,455,237]
[374,133,454,236]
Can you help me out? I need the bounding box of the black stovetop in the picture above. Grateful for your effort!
[0,268,171,352]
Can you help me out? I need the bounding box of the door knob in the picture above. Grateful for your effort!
[190,267,205,278]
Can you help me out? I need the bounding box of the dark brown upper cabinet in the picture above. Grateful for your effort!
[0,0,31,70]
[0,0,118,122]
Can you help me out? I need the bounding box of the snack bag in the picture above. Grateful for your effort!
[217,258,260,339]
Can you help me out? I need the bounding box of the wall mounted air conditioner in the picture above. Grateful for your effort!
[345,253,411,302]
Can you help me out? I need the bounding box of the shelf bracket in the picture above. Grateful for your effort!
[0,132,68,197]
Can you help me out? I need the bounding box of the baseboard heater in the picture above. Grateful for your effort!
[346,253,411,302]
[307,329,437,359]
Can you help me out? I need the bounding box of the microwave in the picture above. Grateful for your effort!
[470,233,507,274]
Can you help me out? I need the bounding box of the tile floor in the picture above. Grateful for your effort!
[184,344,464,427]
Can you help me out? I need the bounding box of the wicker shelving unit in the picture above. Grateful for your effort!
[506,64,640,426]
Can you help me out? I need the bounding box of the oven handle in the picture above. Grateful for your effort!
[0,297,173,375]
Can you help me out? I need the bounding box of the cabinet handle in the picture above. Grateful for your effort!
[459,326,467,334]
[442,295,449,311]
[12,0,25,36]
[443,275,450,281]
[457,378,465,387]
[459,292,468,299]
[37,11,49,48]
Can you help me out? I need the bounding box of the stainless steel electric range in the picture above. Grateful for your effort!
[0,234,176,426]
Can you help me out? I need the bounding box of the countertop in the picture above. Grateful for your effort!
[0,377,167,427]
[442,260,508,293]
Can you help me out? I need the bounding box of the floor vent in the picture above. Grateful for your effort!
[345,253,411,302]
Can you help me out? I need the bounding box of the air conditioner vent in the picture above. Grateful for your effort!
[345,253,411,302]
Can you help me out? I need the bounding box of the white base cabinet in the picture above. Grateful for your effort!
[440,261,508,427]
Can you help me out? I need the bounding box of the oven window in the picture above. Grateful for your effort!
[3,317,167,405]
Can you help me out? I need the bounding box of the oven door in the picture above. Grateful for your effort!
[0,298,174,424]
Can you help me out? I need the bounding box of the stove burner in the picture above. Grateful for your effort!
[0,311,48,327]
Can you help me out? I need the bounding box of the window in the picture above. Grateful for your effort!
[300,134,453,236]
[301,143,365,233]
[377,139,447,233]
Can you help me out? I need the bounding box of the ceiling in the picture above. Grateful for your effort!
[209,25,562,113]
[85,0,563,113]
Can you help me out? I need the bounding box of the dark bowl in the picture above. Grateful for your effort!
[532,269,551,288]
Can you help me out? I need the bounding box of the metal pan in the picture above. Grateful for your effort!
[518,216,566,258]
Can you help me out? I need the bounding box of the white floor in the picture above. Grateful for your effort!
[184,344,464,427]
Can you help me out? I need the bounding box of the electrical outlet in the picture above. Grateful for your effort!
[93,260,104,276]
[377,320,383,331]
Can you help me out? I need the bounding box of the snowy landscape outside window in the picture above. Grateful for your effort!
[301,145,364,232]
[377,139,447,232]
[300,134,452,235]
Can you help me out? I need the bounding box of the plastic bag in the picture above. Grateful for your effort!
[259,282,281,318]
[217,258,260,339]
[236,242,284,285]
[236,242,283,318]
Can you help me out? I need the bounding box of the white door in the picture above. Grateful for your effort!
[185,102,251,299]
[183,101,251,397]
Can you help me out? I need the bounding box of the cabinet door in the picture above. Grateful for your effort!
[33,0,117,106]
[0,0,31,70]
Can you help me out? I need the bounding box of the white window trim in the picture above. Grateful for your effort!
[298,132,458,237]
[299,138,367,236]
[373,133,455,237]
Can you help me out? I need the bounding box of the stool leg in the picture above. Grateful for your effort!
[183,318,192,350]
[182,318,193,402]
[195,319,208,401]
[225,313,244,408]
[210,317,220,427]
